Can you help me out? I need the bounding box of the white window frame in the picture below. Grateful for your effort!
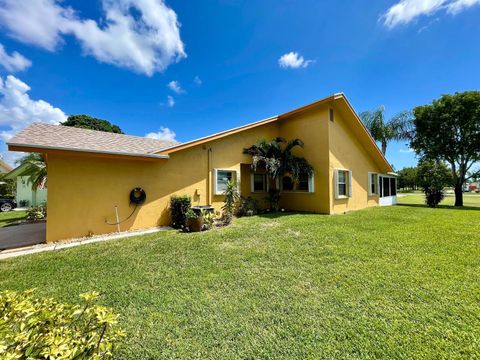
[251,172,268,193]
[214,169,238,195]
[335,169,352,199]
[368,172,379,196]
[280,173,315,193]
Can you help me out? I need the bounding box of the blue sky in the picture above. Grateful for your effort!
[0,0,479,169]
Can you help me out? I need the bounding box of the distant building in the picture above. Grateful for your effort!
[5,164,47,207]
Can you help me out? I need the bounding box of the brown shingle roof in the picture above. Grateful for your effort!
[8,123,178,157]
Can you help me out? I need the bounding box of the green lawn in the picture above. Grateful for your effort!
[1,197,479,358]
[0,210,27,228]
[398,191,480,208]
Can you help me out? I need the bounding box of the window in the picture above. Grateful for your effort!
[282,176,294,191]
[368,173,379,196]
[214,169,237,195]
[335,169,352,198]
[280,174,314,192]
[251,173,267,192]
[297,173,309,192]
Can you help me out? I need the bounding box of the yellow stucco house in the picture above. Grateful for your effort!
[8,93,397,243]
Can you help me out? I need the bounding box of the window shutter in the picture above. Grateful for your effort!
[309,174,315,193]
[213,169,218,195]
[334,170,339,199]
[368,173,372,196]
[250,173,254,193]
[348,171,353,197]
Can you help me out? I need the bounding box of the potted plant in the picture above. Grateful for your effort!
[186,209,204,232]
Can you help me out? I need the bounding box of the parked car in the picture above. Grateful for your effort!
[0,198,16,212]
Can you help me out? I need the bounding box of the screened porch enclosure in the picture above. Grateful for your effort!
[379,175,397,206]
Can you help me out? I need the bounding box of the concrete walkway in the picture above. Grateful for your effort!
[0,226,171,261]
[0,222,46,250]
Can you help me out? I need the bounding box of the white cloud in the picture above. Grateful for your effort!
[447,0,480,13]
[0,75,67,165]
[278,52,313,69]
[145,127,176,141]
[0,0,186,76]
[166,95,175,107]
[399,148,415,153]
[382,0,480,28]
[0,43,31,72]
[193,76,202,86]
[167,80,183,94]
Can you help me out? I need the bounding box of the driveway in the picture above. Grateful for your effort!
[0,222,46,250]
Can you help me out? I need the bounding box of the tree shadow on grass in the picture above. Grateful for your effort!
[397,203,480,211]
[257,211,327,219]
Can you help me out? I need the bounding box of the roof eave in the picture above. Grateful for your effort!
[7,143,170,160]
[156,115,279,155]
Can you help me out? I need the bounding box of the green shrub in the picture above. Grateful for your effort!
[26,205,47,221]
[221,181,239,225]
[0,289,124,359]
[19,199,29,207]
[424,188,445,207]
[201,209,215,230]
[236,196,260,217]
[170,195,191,229]
[185,208,198,219]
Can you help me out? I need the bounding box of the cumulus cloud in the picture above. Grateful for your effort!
[167,80,183,94]
[145,126,176,141]
[399,148,415,153]
[0,43,31,72]
[278,52,313,69]
[0,0,186,75]
[382,0,480,28]
[0,75,67,164]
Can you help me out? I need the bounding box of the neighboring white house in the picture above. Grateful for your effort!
[5,164,47,207]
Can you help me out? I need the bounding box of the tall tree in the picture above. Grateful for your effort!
[411,91,480,206]
[62,115,123,134]
[397,166,418,190]
[360,106,412,155]
[16,153,47,190]
[243,137,314,210]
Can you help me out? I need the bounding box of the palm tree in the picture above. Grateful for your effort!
[359,106,413,156]
[16,153,47,190]
[243,137,314,210]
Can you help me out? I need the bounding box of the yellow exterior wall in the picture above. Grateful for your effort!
[277,106,330,213]
[328,105,382,214]
[46,122,278,242]
[45,100,390,242]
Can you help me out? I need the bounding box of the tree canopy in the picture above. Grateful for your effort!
[397,167,418,190]
[410,91,480,206]
[62,115,123,134]
[15,153,47,190]
[243,137,314,210]
[359,106,412,155]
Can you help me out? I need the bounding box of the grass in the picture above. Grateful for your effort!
[1,196,479,358]
[0,210,27,228]
[398,191,480,208]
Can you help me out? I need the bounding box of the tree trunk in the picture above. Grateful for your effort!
[454,182,463,207]
[381,140,387,156]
